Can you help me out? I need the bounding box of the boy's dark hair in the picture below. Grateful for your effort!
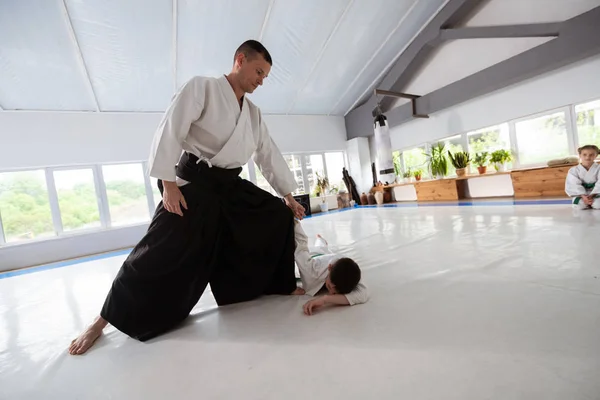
[330,258,361,294]
[234,40,272,65]
[578,144,600,155]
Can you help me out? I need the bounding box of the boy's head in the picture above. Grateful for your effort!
[325,258,361,295]
[578,145,599,164]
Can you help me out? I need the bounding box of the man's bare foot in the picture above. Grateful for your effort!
[291,287,306,295]
[69,316,108,355]
[316,234,328,246]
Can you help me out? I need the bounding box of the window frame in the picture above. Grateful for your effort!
[510,106,574,169]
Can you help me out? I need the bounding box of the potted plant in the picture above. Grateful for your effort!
[474,152,489,175]
[490,149,513,172]
[402,168,412,183]
[316,172,329,212]
[448,151,471,177]
[425,142,448,179]
[413,169,423,182]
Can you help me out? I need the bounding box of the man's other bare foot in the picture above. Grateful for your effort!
[316,234,328,246]
[69,316,108,355]
[291,287,306,295]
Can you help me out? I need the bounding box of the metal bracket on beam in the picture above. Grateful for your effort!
[373,89,429,119]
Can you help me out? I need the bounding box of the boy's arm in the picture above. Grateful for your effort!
[303,283,370,315]
[303,295,350,315]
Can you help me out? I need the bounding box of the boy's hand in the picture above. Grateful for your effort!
[303,297,326,315]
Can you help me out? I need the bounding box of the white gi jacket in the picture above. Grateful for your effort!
[147,75,297,197]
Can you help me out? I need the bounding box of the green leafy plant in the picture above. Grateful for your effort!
[316,172,329,203]
[402,168,412,179]
[413,169,423,180]
[425,142,448,178]
[490,149,512,164]
[448,151,471,169]
[474,152,489,167]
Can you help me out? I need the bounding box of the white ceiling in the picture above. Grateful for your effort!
[0,0,447,115]
[389,0,600,110]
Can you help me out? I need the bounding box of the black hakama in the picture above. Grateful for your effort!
[100,152,297,341]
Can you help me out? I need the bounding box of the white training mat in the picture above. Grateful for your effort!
[1,205,600,399]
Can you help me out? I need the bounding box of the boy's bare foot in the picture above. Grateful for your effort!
[291,287,306,295]
[69,316,108,355]
[316,234,328,246]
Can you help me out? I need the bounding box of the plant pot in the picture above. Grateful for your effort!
[415,176,422,182]
[495,163,507,172]
[383,190,392,203]
[360,192,368,205]
[477,166,487,175]
[456,168,467,177]
[319,202,329,213]
[374,191,384,205]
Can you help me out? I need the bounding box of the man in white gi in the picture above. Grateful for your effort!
[70,40,306,355]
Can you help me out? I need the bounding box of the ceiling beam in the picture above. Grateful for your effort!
[365,6,600,136]
[344,0,482,137]
[328,0,423,116]
[172,0,178,91]
[440,23,561,40]
[59,0,100,112]
[343,0,450,117]
[286,0,354,114]
[259,0,275,41]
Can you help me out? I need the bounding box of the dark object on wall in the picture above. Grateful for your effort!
[342,168,361,204]
[293,194,311,217]
[371,162,377,186]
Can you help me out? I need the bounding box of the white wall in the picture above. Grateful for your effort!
[0,112,348,170]
[390,55,600,151]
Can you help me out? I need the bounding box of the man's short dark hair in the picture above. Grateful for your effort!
[234,40,272,65]
[330,258,361,295]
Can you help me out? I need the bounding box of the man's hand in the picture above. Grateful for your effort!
[583,195,594,206]
[303,297,326,315]
[162,181,188,216]
[284,194,306,220]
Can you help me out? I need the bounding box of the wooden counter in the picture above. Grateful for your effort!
[510,164,575,198]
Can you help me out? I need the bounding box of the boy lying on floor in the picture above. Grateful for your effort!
[293,220,369,315]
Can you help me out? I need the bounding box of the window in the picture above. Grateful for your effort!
[467,123,511,171]
[305,154,325,197]
[0,170,55,243]
[102,163,150,226]
[575,99,600,149]
[392,151,402,176]
[54,169,101,232]
[150,177,162,210]
[515,111,569,166]
[325,152,347,193]
[284,154,305,195]
[402,146,429,179]
[439,135,464,176]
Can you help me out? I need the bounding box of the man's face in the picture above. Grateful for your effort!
[236,53,271,94]
[580,149,598,164]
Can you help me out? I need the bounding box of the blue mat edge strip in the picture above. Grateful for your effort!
[0,198,571,280]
